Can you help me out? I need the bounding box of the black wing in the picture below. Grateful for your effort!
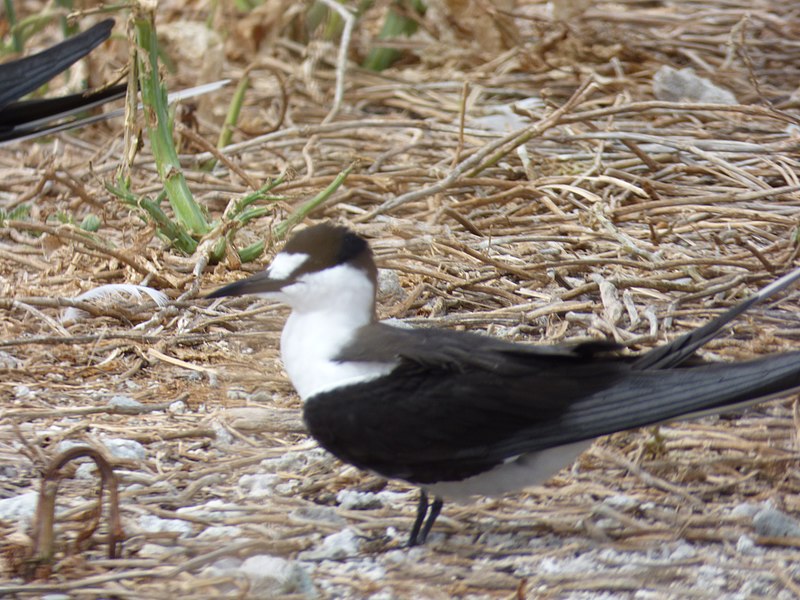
[336,322,624,373]
[306,323,800,484]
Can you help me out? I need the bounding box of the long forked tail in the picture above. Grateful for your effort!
[533,351,800,451]
[634,266,800,371]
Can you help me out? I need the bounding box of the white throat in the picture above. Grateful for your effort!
[277,263,397,400]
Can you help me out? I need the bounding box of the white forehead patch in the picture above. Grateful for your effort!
[267,252,309,280]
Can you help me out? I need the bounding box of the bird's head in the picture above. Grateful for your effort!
[207,223,378,317]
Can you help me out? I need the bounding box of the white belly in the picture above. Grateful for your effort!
[425,440,593,501]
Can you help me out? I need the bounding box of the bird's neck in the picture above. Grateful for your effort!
[280,299,388,400]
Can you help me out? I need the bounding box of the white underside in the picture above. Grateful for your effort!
[425,440,593,501]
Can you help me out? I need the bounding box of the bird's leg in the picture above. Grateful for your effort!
[407,492,444,547]
[418,496,443,545]
[407,490,429,547]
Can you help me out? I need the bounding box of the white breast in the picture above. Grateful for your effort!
[281,310,397,399]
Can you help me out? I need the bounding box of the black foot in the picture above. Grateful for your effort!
[407,490,444,547]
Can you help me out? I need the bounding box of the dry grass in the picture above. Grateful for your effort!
[2,0,800,598]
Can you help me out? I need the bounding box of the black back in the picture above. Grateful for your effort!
[304,322,800,484]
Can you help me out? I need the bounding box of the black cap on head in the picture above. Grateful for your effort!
[206,223,376,299]
[283,223,374,281]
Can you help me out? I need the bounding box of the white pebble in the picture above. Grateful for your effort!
[0,351,20,368]
[736,534,762,555]
[204,555,314,596]
[13,385,33,400]
[198,525,244,539]
[603,494,639,510]
[238,474,279,498]
[0,491,38,525]
[107,395,142,410]
[753,508,800,538]
[137,514,193,536]
[300,528,361,560]
[168,400,187,414]
[102,438,146,461]
[337,490,383,510]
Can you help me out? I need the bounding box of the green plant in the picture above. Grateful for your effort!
[362,0,426,71]
[114,2,354,262]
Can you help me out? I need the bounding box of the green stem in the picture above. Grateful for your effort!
[273,163,355,239]
[133,5,210,236]
[107,182,198,254]
[218,73,249,149]
[203,73,249,172]
[3,0,22,52]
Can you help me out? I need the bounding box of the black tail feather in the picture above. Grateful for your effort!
[0,19,115,111]
[0,19,126,143]
[634,267,800,370]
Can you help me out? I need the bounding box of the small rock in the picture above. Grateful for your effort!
[753,507,800,538]
[275,482,298,495]
[182,371,203,382]
[731,502,763,519]
[102,438,146,461]
[240,555,314,595]
[238,473,279,498]
[177,498,232,520]
[0,491,38,525]
[300,528,361,560]
[290,506,347,526]
[56,437,145,461]
[696,564,727,589]
[602,494,639,510]
[470,97,544,132]
[226,388,249,400]
[13,385,33,400]
[168,400,187,414]
[249,390,272,403]
[667,542,696,561]
[260,448,329,472]
[198,525,244,539]
[736,534,762,555]
[107,395,143,410]
[56,439,91,454]
[377,269,406,301]
[75,463,96,479]
[337,490,384,510]
[369,592,399,600]
[0,351,20,368]
[137,514,193,537]
[205,557,241,574]
[138,543,172,558]
[204,555,315,597]
[211,420,234,446]
[653,66,737,104]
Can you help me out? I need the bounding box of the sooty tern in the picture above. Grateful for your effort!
[208,223,800,546]
[0,19,126,144]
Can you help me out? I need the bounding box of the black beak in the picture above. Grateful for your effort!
[206,271,290,299]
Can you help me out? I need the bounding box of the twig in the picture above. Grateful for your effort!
[361,79,598,218]
[316,0,356,124]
